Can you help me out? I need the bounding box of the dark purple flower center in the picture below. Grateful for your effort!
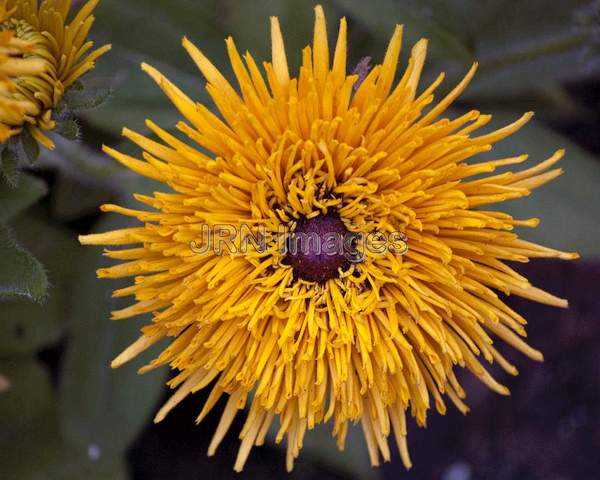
[285,211,353,283]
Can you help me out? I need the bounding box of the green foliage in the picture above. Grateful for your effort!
[334,0,473,61]
[0,295,64,356]
[335,0,590,99]
[82,0,224,134]
[0,357,54,429]
[0,214,164,478]
[0,173,47,222]
[0,146,19,187]
[59,215,168,464]
[0,132,43,188]
[62,85,113,112]
[21,127,41,164]
[0,225,48,302]
[0,214,76,353]
[0,358,130,480]
[56,118,82,141]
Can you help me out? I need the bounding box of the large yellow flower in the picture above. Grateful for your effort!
[0,0,110,149]
[80,6,578,472]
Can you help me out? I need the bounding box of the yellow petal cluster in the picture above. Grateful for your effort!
[81,6,577,472]
[0,0,43,142]
[0,0,110,149]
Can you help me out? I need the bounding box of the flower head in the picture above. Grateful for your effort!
[80,5,578,472]
[0,0,110,149]
[0,0,44,142]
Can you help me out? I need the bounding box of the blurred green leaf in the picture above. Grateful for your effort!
[0,357,54,433]
[0,451,130,480]
[477,111,600,258]
[449,0,590,98]
[38,138,133,221]
[84,0,229,134]
[1,147,19,187]
[21,127,41,164]
[0,225,48,302]
[56,118,82,141]
[334,0,593,99]
[0,295,64,357]
[63,85,113,112]
[96,0,226,70]
[0,214,81,355]
[334,0,473,61]
[82,44,204,135]
[225,0,321,72]
[0,358,65,480]
[0,173,47,223]
[467,41,589,100]
[0,361,129,480]
[59,214,168,463]
[51,174,113,221]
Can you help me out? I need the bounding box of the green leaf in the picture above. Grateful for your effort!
[70,80,85,91]
[0,215,78,354]
[20,127,41,164]
[0,147,19,187]
[0,447,131,480]
[334,0,590,100]
[0,173,47,223]
[63,86,113,111]
[56,118,82,141]
[0,225,48,301]
[225,0,319,72]
[476,111,600,258]
[0,359,130,480]
[37,138,134,220]
[0,295,65,357]
[333,0,473,61]
[60,214,168,463]
[0,358,65,479]
[81,47,203,135]
[0,357,54,433]
[96,0,226,70]
[83,0,226,134]
[450,0,588,98]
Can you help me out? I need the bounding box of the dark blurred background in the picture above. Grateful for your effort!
[1,1,599,479]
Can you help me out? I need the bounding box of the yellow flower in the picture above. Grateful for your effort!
[0,0,110,149]
[80,5,578,472]
[0,0,44,142]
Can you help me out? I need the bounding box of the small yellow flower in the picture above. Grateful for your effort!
[0,0,110,149]
[0,1,44,142]
[80,6,578,472]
